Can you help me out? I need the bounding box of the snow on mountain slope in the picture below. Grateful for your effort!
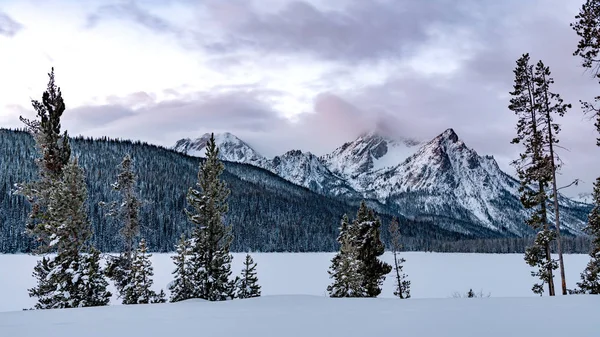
[364,129,588,235]
[321,131,421,181]
[266,150,356,196]
[173,134,356,197]
[173,133,268,167]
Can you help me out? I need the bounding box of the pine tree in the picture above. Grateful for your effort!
[16,69,109,309]
[577,177,600,294]
[236,254,261,299]
[168,234,194,302]
[185,133,236,301]
[388,217,410,299]
[509,53,557,296]
[123,239,166,305]
[352,201,392,298]
[533,60,571,295]
[327,214,364,297]
[102,154,142,298]
[572,0,600,145]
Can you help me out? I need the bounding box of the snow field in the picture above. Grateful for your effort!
[0,252,592,312]
[1,294,599,337]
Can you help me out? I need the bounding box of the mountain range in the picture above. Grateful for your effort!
[174,128,592,236]
[0,129,474,253]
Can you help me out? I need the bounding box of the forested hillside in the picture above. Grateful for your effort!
[0,128,476,253]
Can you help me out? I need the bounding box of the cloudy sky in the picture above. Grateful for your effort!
[0,0,599,197]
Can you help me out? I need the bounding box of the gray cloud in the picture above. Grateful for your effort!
[191,0,487,62]
[48,0,600,196]
[0,11,23,37]
[65,89,288,146]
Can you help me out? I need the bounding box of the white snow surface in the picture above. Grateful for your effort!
[1,295,598,337]
[1,253,598,336]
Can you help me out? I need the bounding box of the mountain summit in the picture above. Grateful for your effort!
[321,131,422,182]
[173,132,266,167]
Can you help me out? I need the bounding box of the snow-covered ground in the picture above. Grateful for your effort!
[0,252,598,337]
[2,295,598,337]
[0,252,593,312]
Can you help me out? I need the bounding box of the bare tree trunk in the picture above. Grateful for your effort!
[548,134,566,295]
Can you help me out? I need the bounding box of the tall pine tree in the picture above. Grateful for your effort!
[236,254,261,299]
[17,69,110,309]
[509,53,557,296]
[327,214,364,297]
[388,217,410,299]
[352,201,392,298]
[533,60,571,295]
[185,133,236,301]
[123,239,166,305]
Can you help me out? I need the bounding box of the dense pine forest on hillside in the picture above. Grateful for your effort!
[0,128,479,253]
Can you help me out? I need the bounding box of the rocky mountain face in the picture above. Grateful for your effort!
[174,133,357,197]
[322,132,421,177]
[173,129,591,237]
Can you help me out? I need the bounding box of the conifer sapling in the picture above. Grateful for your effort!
[236,254,261,299]
[388,217,410,299]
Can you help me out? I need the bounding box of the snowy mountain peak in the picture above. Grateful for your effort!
[321,131,422,180]
[439,128,459,143]
[363,128,565,235]
[173,132,266,165]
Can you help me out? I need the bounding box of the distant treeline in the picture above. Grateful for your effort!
[418,236,592,254]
